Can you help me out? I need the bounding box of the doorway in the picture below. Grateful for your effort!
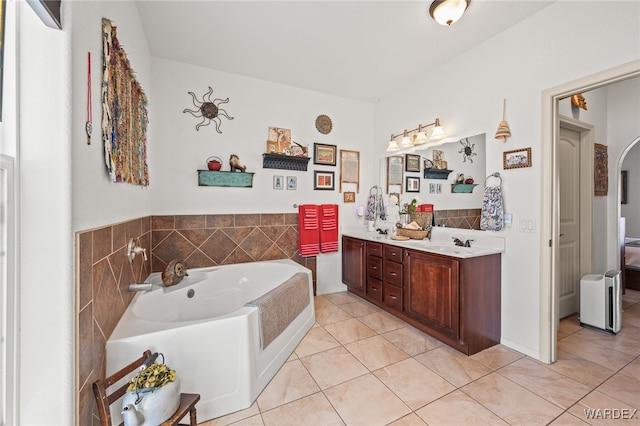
[540,60,640,364]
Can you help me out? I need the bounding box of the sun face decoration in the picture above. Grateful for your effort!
[183,86,234,133]
[458,137,477,163]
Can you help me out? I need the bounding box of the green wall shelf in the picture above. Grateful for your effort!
[198,170,255,187]
[451,183,478,193]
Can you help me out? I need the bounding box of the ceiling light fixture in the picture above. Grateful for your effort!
[429,0,470,26]
[386,118,447,152]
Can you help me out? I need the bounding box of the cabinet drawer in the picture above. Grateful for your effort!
[367,255,382,280]
[367,242,383,257]
[383,284,403,311]
[384,260,403,287]
[384,245,403,262]
[367,277,383,303]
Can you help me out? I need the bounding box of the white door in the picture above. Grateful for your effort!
[558,126,581,318]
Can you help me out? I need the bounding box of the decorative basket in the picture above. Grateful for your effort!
[396,227,431,240]
[410,212,433,229]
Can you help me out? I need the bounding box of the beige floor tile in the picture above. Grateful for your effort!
[560,315,583,334]
[373,357,456,410]
[558,334,636,370]
[200,402,260,425]
[617,323,640,342]
[619,357,640,380]
[345,335,410,371]
[471,344,524,371]
[293,326,341,358]
[256,359,320,412]
[261,392,345,426]
[315,303,353,325]
[324,374,411,426]
[623,315,640,328]
[338,300,380,317]
[574,327,640,357]
[323,318,377,345]
[323,291,361,305]
[358,311,407,334]
[386,413,428,426]
[314,295,334,310]
[381,326,442,356]
[597,373,640,409]
[497,358,591,409]
[547,412,590,425]
[461,372,564,425]
[543,350,616,388]
[224,415,265,426]
[415,390,509,426]
[567,390,639,426]
[414,345,491,387]
[300,346,368,389]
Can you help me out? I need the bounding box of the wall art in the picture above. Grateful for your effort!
[273,175,284,190]
[621,170,628,204]
[314,143,337,166]
[183,86,234,133]
[387,156,404,193]
[287,176,297,190]
[268,127,292,154]
[503,147,532,170]
[314,170,335,190]
[406,176,420,193]
[594,143,608,196]
[343,191,356,203]
[102,18,149,186]
[340,149,360,193]
[405,154,421,172]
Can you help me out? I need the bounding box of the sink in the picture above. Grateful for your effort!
[393,239,496,258]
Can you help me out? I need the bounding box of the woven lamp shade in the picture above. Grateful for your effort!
[495,120,511,141]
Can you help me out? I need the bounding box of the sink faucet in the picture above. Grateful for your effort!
[464,239,473,247]
[128,283,153,292]
[452,238,473,247]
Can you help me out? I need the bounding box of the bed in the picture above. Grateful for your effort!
[625,238,640,291]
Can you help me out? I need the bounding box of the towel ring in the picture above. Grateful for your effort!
[484,172,502,187]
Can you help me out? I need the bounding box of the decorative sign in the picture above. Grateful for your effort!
[594,143,608,196]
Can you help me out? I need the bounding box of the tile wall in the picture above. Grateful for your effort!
[76,213,314,425]
[434,208,482,230]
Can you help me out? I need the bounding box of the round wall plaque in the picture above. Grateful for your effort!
[315,114,333,134]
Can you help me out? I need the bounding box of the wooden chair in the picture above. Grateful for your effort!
[93,350,200,426]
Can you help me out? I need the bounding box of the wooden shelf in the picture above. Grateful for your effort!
[262,153,310,171]
[197,170,254,187]
[451,183,478,193]
[423,168,453,180]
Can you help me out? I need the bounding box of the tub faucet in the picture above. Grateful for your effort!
[129,282,153,292]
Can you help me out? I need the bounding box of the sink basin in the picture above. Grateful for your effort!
[392,239,497,258]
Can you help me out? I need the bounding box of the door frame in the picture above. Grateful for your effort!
[540,60,640,364]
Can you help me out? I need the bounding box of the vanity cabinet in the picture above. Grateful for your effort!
[341,236,501,355]
[341,236,366,295]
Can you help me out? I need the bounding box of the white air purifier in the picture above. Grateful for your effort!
[579,270,622,334]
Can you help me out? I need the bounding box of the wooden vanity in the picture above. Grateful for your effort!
[342,235,501,355]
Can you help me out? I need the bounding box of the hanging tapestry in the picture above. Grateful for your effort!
[101,18,149,186]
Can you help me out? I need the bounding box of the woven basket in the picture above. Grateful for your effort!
[410,212,433,229]
[396,227,430,240]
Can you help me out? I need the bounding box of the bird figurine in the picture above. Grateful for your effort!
[229,154,246,172]
[162,259,188,286]
[456,173,465,183]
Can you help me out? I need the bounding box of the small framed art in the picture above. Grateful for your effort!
[503,147,532,169]
[343,191,356,203]
[286,176,297,190]
[405,154,421,172]
[273,175,284,190]
[313,143,337,166]
[314,170,335,190]
[406,176,420,192]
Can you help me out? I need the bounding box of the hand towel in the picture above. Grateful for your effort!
[298,204,320,257]
[480,186,504,231]
[320,204,339,253]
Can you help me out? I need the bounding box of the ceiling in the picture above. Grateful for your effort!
[137,1,554,103]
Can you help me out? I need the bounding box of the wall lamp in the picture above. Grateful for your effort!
[386,118,447,152]
[429,0,470,26]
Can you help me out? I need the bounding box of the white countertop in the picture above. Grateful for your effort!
[342,227,504,259]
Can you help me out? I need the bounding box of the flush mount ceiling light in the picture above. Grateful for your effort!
[429,0,470,26]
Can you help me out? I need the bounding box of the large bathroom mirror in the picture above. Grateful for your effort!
[379,133,486,230]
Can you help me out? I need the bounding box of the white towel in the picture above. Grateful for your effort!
[480,186,504,231]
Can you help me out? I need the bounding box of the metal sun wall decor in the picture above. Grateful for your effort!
[459,137,477,163]
[183,86,234,133]
[102,18,149,186]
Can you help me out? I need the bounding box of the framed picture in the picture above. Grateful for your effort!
[343,191,356,203]
[621,170,628,204]
[314,170,335,190]
[405,154,421,172]
[286,176,297,190]
[273,175,284,190]
[433,150,445,169]
[266,141,279,154]
[429,183,435,194]
[340,149,360,192]
[503,147,532,169]
[268,127,291,153]
[594,143,608,196]
[406,176,420,192]
[437,183,442,194]
[386,156,404,193]
[314,143,337,166]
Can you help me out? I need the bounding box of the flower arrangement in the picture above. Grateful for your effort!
[400,196,421,215]
[127,362,176,392]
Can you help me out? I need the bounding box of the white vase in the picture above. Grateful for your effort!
[122,378,181,426]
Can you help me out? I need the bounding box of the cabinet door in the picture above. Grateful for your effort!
[342,236,365,293]
[404,250,459,340]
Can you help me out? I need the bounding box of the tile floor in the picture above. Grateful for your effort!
[201,289,640,426]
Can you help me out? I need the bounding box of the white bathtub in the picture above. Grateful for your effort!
[106,259,315,422]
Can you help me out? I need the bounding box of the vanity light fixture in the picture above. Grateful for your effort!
[429,0,470,26]
[386,118,447,152]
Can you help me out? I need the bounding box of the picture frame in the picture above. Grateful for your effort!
[386,155,404,193]
[405,154,421,172]
[503,147,532,169]
[343,191,356,203]
[621,170,628,204]
[437,183,442,194]
[406,176,420,193]
[340,149,360,192]
[314,170,335,190]
[266,141,279,154]
[313,143,337,166]
[429,183,435,194]
[268,127,291,153]
[273,175,284,190]
[594,143,608,196]
[286,176,297,190]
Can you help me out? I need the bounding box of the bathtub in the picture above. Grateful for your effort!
[106,259,315,422]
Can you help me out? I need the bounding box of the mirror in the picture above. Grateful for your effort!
[380,133,486,230]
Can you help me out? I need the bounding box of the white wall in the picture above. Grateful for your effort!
[373,1,640,357]
[622,142,640,237]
